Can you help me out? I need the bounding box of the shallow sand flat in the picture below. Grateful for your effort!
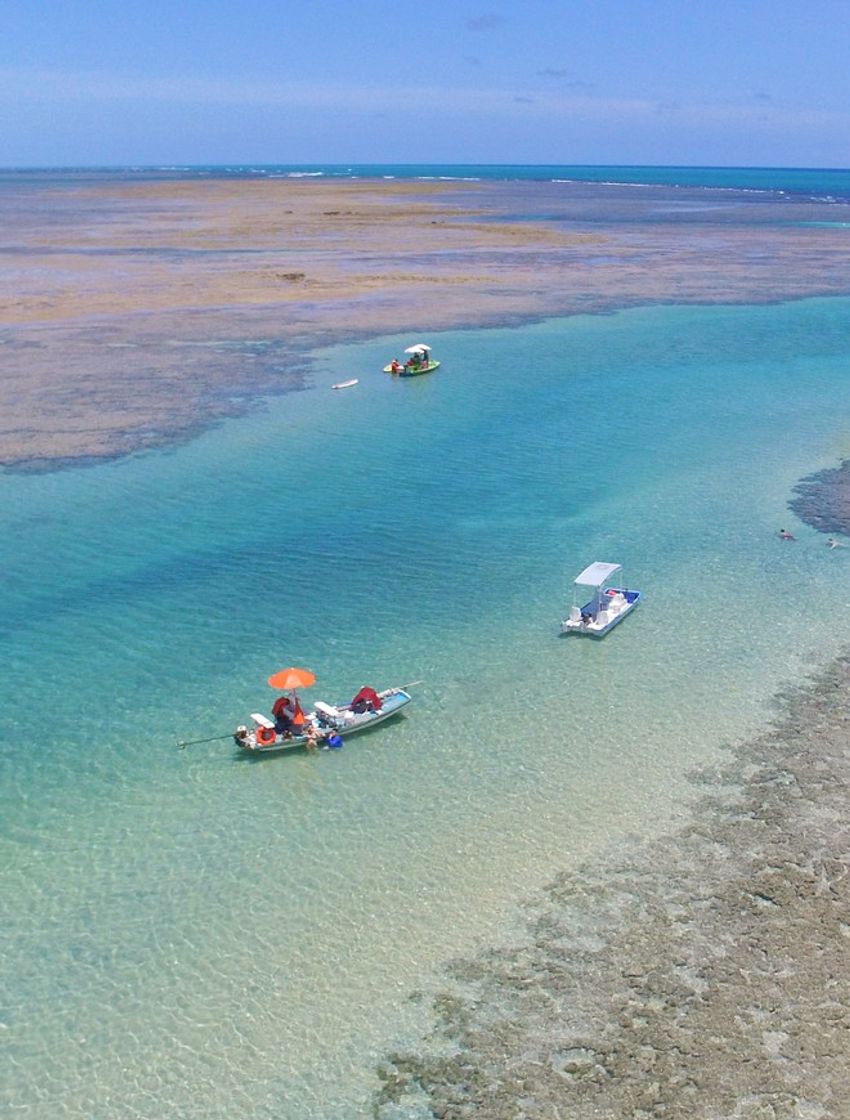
[375,654,850,1119]
[4,176,850,468]
[1,179,593,324]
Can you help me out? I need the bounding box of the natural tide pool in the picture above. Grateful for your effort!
[3,296,850,1118]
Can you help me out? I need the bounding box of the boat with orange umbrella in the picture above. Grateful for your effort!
[267,665,316,695]
[233,667,415,754]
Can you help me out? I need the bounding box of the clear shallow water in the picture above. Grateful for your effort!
[3,297,850,1117]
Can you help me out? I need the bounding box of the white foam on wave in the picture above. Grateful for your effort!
[546,176,836,202]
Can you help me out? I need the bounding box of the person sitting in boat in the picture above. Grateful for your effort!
[390,359,401,373]
[272,694,292,730]
[272,694,298,733]
[290,697,307,735]
[350,685,382,715]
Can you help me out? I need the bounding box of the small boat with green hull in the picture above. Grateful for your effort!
[384,342,441,377]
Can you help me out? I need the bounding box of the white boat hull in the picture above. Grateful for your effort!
[561,588,641,637]
[236,687,411,753]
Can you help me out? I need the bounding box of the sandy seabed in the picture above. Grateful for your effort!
[374,654,850,1119]
[5,173,850,1115]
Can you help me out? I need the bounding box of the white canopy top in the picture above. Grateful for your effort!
[574,561,621,586]
[404,343,431,354]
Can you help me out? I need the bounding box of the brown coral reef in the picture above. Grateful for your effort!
[791,460,850,536]
[5,175,850,469]
[375,655,850,1119]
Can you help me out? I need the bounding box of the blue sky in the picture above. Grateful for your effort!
[2,1,849,167]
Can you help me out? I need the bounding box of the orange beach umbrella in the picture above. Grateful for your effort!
[267,667,316,691]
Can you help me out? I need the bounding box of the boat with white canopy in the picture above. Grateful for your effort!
[561,561,641,637]
[384,342,441,376]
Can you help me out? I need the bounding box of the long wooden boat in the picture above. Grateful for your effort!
[234,687,412,754]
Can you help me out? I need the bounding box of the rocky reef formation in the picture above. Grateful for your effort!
[375,655,850,1119]
[790,460,850,536]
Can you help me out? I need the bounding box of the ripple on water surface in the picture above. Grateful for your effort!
[3,298,850,1116]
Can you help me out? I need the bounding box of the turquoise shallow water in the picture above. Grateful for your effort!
[3,297,850,1117]
[6,164,850,199]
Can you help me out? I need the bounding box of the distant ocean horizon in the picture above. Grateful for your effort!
[2,162,850,202]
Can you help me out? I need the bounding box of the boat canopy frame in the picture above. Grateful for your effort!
[573,561,622,587]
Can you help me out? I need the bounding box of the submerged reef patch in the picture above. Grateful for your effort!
[790,459,850,535]
[6,174,850,470]
[374,655,850,1119]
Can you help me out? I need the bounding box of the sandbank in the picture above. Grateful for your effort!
[4,175,850,468]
